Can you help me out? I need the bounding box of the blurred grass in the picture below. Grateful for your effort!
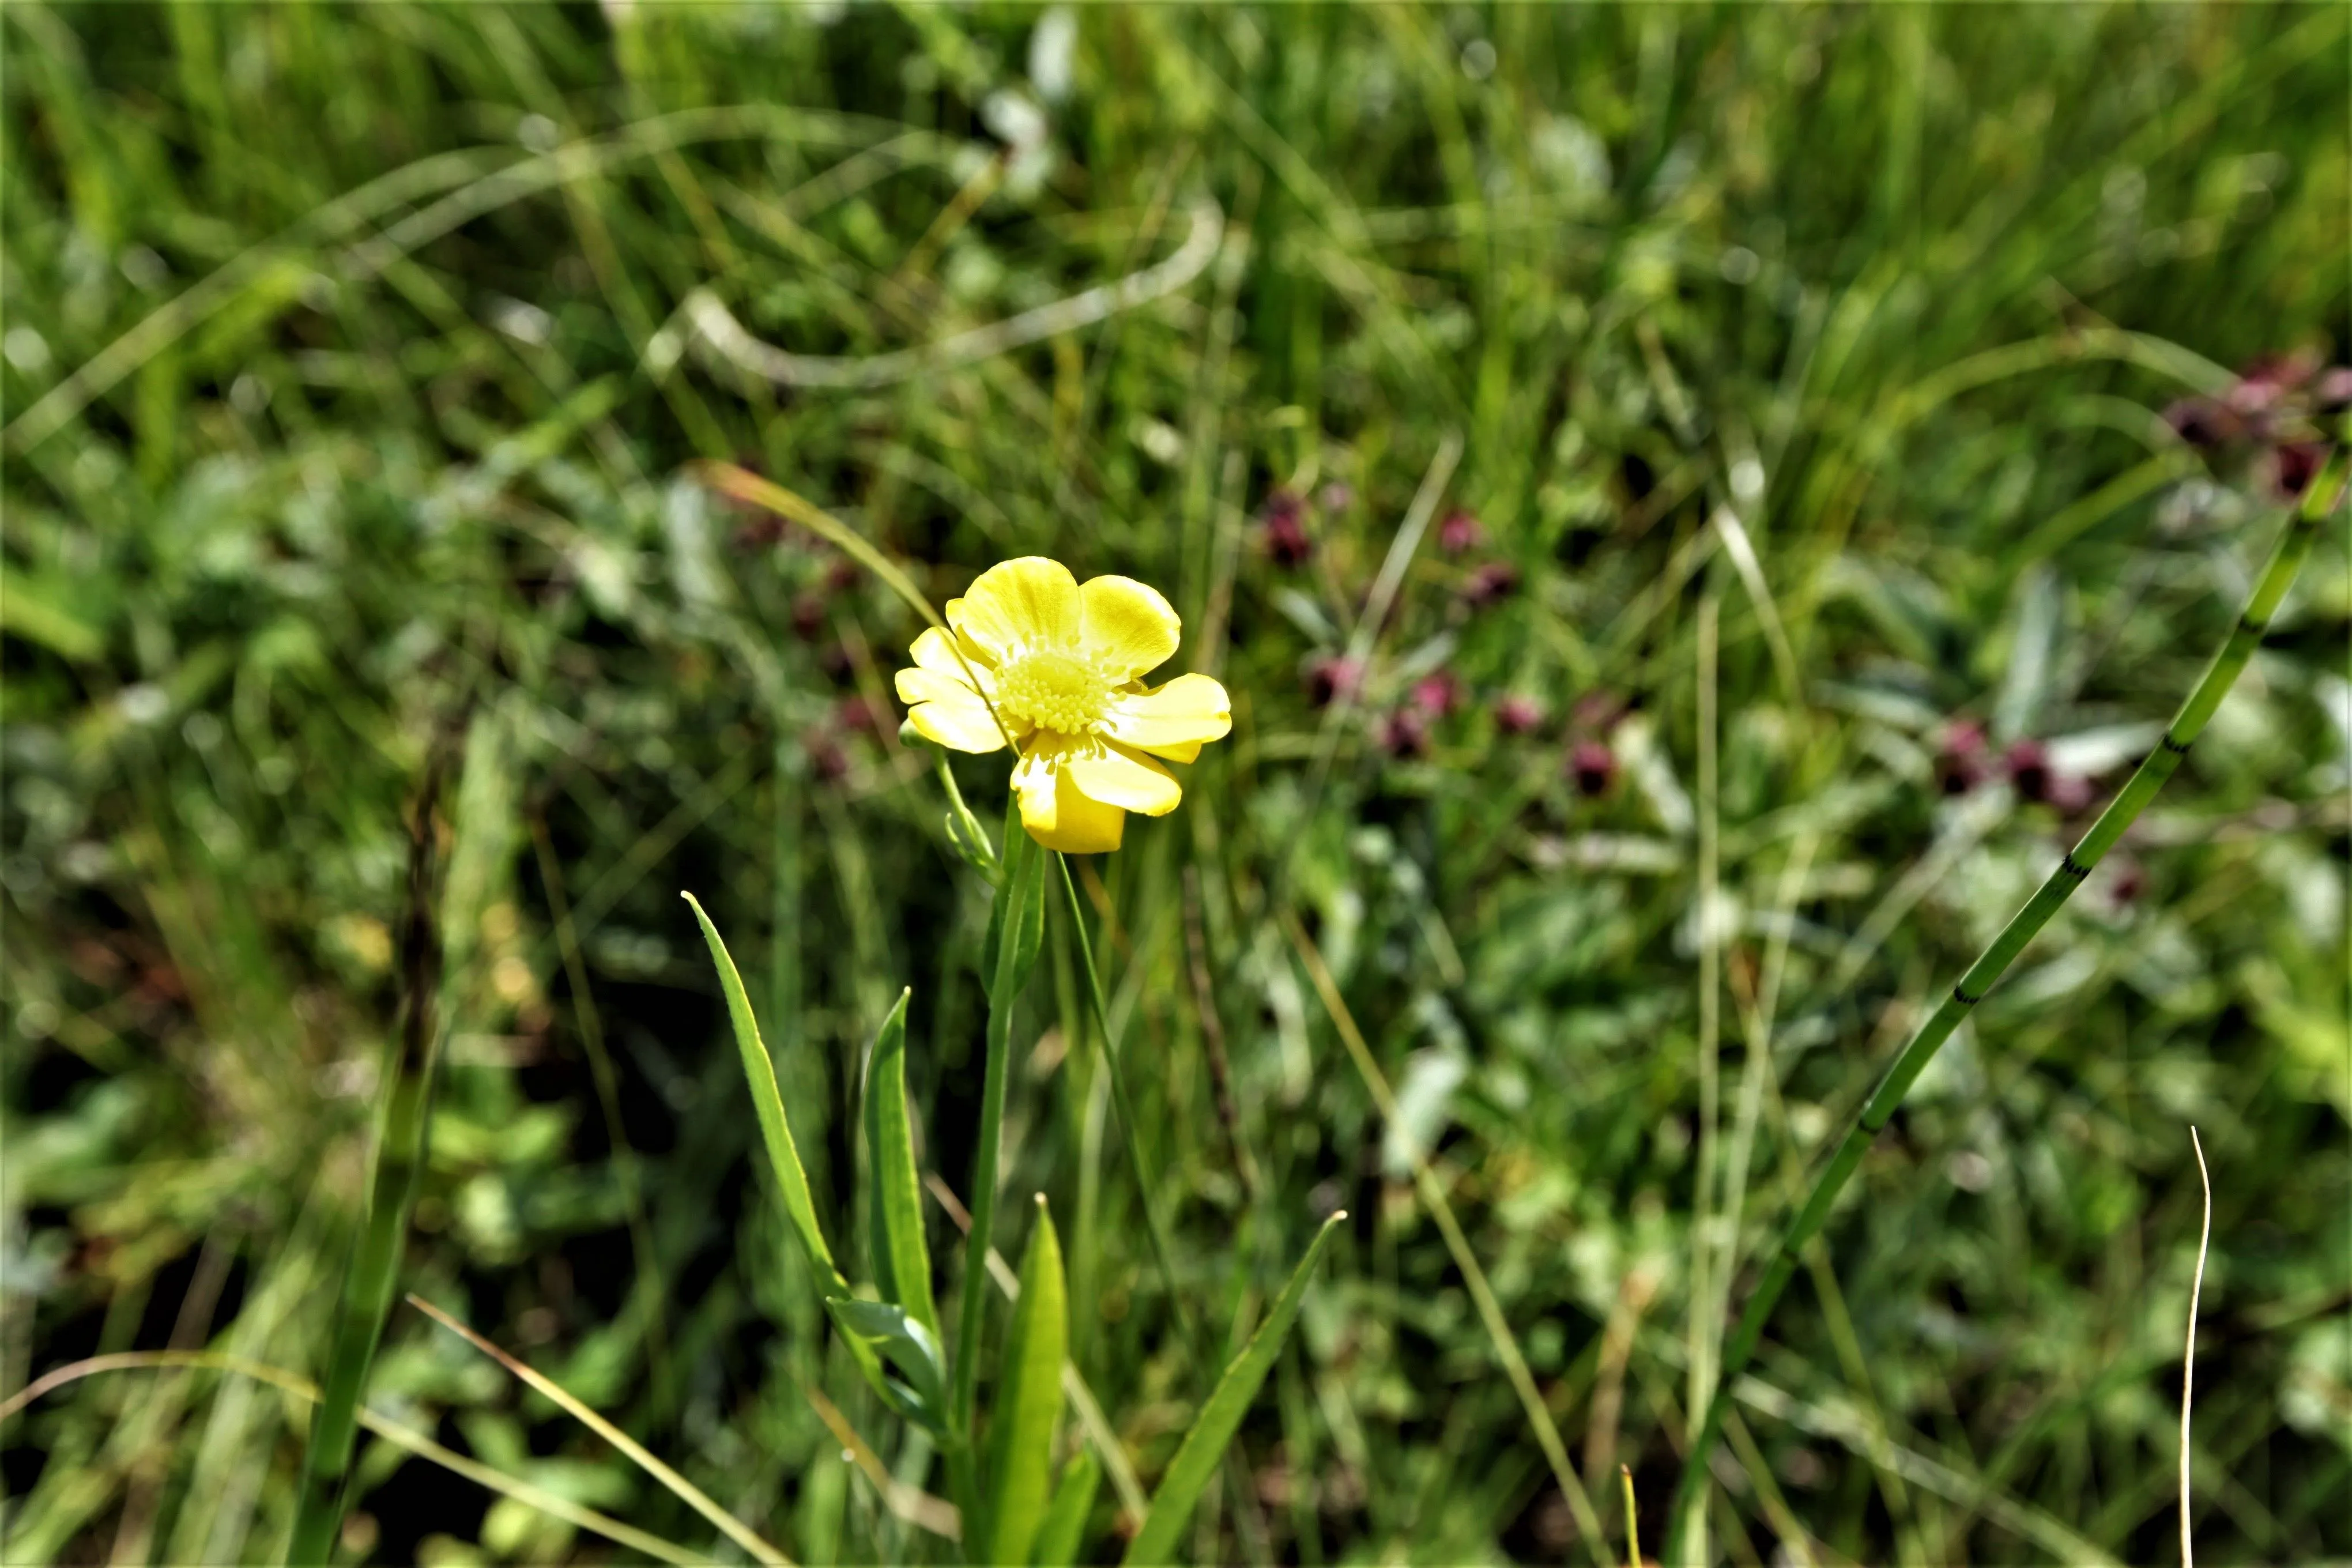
[2,3,2348,1563]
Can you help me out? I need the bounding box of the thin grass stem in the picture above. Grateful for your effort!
[285,754,453,1565]
[2181,1126,2212,1568]
[1683,590,1721,1566]
[1,1350,708,1566]
[1053,851,1198,1351]
[1284,910,1610,1564]
[1664,451,2347,1562]
[528,815,674,1420]
[406,1294,792,1566]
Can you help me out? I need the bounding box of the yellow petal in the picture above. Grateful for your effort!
[1103,673,1231,758]
[1012,739,1066,832]
[906,690,1011,753]
[1029,767,1127,854]
[1064,741,1181,816]
[948,557,1080,662]
[1077,575,1181,679]
[895,667,979,708]
[910,625,993,681]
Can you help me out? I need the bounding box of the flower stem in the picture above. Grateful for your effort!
[1663,449,2346,1565]
[950,795,1034,1525]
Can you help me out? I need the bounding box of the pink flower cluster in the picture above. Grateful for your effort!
[2165,351,2346,500]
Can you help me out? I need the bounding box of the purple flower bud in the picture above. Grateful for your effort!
[2273,441,2325,500]
[2045,771,2095,815]
[1304,654,1363,707]
[1460,561,1518,609]
[1569,738,1616,796]
[1261,489,1313,567]
[2317,367,2352,409]
[1410,672,1461,718]
[1494,695,1544,735]
[1437,508,1484,555]
[1377,707,1430,757]
[1937,720,1988,794]
[2004,739,2051,802]
[2163,397,2232,449]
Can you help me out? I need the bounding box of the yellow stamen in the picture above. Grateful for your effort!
[995,650,1113,735]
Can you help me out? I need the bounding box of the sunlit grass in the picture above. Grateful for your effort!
[4,5,2349,1565]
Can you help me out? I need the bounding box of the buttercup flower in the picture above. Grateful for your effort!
[894,557,1231,854]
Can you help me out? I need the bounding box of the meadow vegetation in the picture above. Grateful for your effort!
[3,4,2349,1563]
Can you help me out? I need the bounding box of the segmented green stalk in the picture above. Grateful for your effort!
[1665,451,2345,1563]
[285,767,450,1564]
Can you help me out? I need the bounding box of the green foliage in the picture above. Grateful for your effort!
[684,892,845,1292]
[6,5,2349,1565]
[1034,1450,1102,1568]
[982,1198,1068,1567]
[1122,1213,1344,1567]
[865,987,939,1339]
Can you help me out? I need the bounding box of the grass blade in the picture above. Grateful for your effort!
[983,1195,1068,1566]
[1053,852,1196,1350]
[683,889,846,1293]
[804,1384,964,1541]
[1285,911,1608,1559]
[864,987,937,1338]
[285,748,453,1564]
[1121,1212,1345,1567]
[1664,448,2349,1561]
[1034,1450,1102,1568]
[407,1294,793,1566]
[1,1350,708,1566]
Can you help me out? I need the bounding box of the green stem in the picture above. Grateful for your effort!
[951,796,1031,1526]
[1053,853,1199,1351]
[1664,450,2345,1565]
[286,763,452,1565]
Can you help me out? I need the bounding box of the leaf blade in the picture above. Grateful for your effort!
[863,987,936,1338]
[1121,1213,1347,1566]
[683,892,846,1292]
[1033,1449,1101,1568]
[983,1196,1068,1566]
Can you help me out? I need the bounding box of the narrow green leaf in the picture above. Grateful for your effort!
[983,1196,1067,1566]
[1032,1450,1100,1568]
[862,987,936,1339]
[1122,1213,1347,1567]
[824,1296,948,1434]
[684,892,845,1292]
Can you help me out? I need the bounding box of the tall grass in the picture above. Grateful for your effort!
[5,5,2349,1564]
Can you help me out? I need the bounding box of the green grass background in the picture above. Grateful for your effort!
[3,3,2349,1563]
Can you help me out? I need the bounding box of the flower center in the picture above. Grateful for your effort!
[996,649,1112,735]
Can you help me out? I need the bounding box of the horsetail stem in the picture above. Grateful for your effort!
[1664,448,2346,1564]
[284,736,458,1565]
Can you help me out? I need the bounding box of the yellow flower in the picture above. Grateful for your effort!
[894,557,1232,854]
